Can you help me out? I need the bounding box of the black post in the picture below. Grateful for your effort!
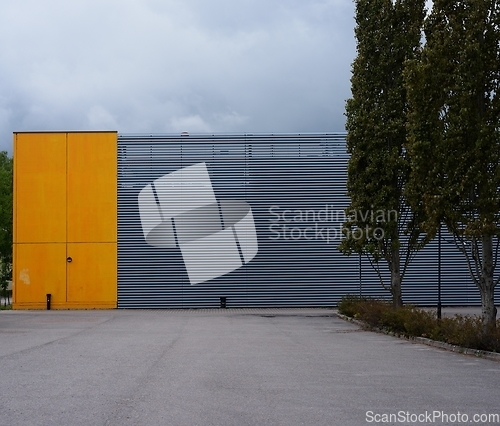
[437,227,442,320]
[220,297,226,309]
[359,253,362,298]
[46,294,51,311]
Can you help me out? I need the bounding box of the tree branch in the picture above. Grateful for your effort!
[453,233,480,286]
[366,254,390,292]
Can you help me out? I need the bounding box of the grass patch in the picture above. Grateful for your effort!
[338,295,500,353]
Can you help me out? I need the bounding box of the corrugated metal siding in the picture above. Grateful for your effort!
[117,133,498,308]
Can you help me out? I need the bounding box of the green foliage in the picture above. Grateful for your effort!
[344,0,425,253]
[341,0,427,306]
[433,316,485,350]
[379,305,437,336]
[356,298,392,327]
[405,0,500,239]
[338,295,392,325]
[0,152,12,248]
[338,294,366,317]
[0,261,11,307]
[404,0,500,330]
[0,151,13,300]
[339,296,500,352]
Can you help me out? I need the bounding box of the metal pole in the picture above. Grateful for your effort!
[359,253,362,298]
[437,226,442,319]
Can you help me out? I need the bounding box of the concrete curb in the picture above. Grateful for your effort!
[336,312,500,363]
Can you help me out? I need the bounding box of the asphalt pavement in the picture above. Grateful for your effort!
[0,308,499,426]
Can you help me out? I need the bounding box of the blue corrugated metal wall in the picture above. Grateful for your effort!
[117,133,498,308]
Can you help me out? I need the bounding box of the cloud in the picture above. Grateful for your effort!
[170,114,212,133]
[87,105,119,129]
[0,0,355,153]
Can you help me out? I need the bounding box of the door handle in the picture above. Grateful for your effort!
[67,257,73,263]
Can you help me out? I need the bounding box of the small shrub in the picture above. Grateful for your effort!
[403,308,437,337]
[380,306,436,337]
[433,315,500,352]
[337,294,364,318]
[358,299,391,328]
[337,295,500,353]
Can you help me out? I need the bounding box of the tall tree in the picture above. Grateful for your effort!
[340,0,426,307]
[0,151,13,304]
[405,0,500,331]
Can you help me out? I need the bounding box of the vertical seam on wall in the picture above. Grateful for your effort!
[231,226,245,266]
[13,134,16,245]
[217,200,225,228]
[151,182,164,221]
[65,133,68,303]
[171,218,180,249]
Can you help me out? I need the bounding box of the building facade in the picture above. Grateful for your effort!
[12,131,498,309]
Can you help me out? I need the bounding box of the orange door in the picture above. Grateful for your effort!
[66,132,117,307]
[67,132,117,243]
[14,133,66,243]
[66,243,117,305]
[14,243,66,307]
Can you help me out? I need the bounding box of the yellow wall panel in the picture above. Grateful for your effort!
[66,242,117,306]
[14,133,67,243]
[13,131,118,310]
[67,132,117,243]
[13,243,66,308]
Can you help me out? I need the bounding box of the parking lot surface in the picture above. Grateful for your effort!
[0,308,499,425]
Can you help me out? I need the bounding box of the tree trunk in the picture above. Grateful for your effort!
[480,235,497,334]
[390,245,403,308]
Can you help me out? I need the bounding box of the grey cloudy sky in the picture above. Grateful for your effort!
[0,0,356,152]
